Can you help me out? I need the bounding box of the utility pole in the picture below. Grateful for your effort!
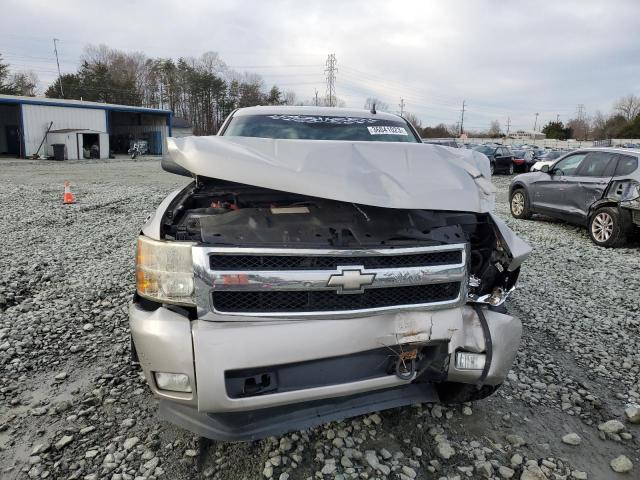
[314,89,318,106]
[324,54,337,107]
[459,100,466,136]
[53,38,64,97]
[506,117,511,137]
[556,114,560,123]
[398,97,405,116]
[533,112,539,132]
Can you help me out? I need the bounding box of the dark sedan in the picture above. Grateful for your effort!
[511,149,535,172]
[473,145,515,174]
[509,148,640,247]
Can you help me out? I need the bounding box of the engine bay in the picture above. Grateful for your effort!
[160,179,519,297]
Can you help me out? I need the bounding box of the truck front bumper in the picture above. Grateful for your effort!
[129,302,521,439]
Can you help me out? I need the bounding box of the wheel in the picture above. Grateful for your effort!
[508,163,514,175]
[588,207,627,247]
[510,188,532,219]
[436,382,501,403]
[490,162,495,175]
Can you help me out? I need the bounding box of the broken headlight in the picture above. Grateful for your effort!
[136,236,195,306]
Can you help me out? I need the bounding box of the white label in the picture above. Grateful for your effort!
[367,126,408,136]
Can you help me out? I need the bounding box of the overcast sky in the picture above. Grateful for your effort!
[2,0,639,131]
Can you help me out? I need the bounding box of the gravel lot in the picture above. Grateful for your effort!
[1,158,638,480]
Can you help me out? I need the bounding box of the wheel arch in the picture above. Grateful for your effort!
[509,182,527,197]
[587,199,619,221]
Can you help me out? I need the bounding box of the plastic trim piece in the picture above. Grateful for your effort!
[159,383,438,441]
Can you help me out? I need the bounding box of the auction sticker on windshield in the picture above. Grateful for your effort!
[367,126,408,135]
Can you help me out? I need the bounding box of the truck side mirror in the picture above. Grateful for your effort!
[541,164,550,173]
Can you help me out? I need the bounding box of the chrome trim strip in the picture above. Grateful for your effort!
[192,244,468,318]
[199,243,466,257]
[205,264,466,291]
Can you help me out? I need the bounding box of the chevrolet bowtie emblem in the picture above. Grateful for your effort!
[327,267,376,294]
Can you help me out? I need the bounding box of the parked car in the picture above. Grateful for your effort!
[422,138,462,148]
[131,106,530,441]
[509,148,640,247]
[530,150,566,171]
[473,144,516,174]
[511,149,535,172]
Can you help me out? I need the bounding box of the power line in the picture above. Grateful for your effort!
[324,53,337,107]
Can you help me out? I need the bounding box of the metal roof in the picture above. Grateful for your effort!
[0,94,172,115]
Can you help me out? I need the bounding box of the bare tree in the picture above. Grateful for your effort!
[567,117,590,140]
[282,90,297,105]
[9,71,39,96]
[591,110,607,139]
[364,97,389,112]
[613,94,640,122]
[488,120,501,137]
[403,112,422,130]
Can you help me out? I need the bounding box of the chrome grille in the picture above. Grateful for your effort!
[208,250,462,270]
[193,244,467,317]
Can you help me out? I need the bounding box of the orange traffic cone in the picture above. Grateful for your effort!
[63,181,76,204]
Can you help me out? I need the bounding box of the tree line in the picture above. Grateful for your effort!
[0,53,39,96]
[39,45,300,135]
[419,94,640,140]
[3,49,639,139]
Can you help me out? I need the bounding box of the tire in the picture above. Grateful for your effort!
[588,207,627,247]
[510,188,532,219]
[490,162,495,175]
[436,382,501,404]
[507,163,514,175]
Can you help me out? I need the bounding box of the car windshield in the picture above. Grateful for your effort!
[546,151,563,159]
[512,150,526,156]
[223,114,420,142]
[473,145,495,155]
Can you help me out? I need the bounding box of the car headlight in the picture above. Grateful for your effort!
[136,236,195,305]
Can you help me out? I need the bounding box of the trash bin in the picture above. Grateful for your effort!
[52,144,66,161]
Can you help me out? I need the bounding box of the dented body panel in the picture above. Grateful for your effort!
[511,148,640,233]
[130,106,531,440]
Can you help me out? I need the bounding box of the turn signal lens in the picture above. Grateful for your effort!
[136,236,195,305]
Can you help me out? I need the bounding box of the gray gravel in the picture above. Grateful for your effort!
[1,160,638,480]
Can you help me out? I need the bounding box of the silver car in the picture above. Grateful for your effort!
[509,148,640,247]
[130,106,530,440]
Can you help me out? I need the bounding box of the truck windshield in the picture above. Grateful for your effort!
[222,114,420,142]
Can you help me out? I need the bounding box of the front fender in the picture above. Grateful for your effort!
[489,213,532,271]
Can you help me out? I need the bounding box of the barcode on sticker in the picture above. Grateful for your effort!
[367,126,408,135]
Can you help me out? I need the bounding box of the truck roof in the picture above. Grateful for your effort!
[232,105,405,122]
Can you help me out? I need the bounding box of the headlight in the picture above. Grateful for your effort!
[136,236,195,305]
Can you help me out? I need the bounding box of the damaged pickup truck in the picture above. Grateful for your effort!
[130,106,531,441]
[509,148,640,247]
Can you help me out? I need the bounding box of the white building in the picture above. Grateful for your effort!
[0,94,172,160]
[510,129,546,140]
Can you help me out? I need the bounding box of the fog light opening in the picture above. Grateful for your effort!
[154,372,192,393]
[455,352,486,370]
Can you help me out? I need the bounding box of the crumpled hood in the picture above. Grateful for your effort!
[167,136,496,212]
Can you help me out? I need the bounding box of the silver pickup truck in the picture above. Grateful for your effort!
[129,106,530,441]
